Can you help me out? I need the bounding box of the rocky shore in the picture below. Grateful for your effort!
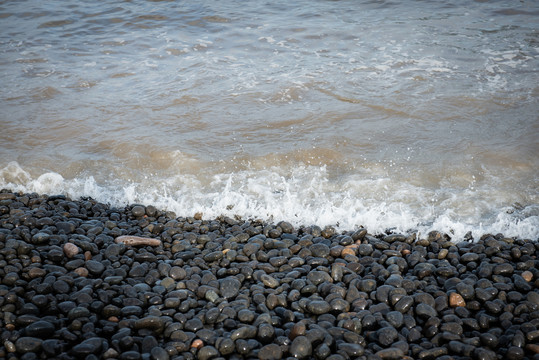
[0,190,538,360]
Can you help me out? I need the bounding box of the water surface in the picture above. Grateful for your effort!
[1,0,538,239]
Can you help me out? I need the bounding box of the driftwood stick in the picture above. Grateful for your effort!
[115,235,162,246]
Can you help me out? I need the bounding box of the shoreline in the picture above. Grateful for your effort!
[0,190,538,359]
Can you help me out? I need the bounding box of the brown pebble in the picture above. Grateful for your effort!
[449,292,466,307]
[5,324,15,331]
[84,251,92,261]
[63,243,79,258]
[341,245,357,257]
[194,212,203,220]
[191,339,204,349]
[527,344,539,354]
[522,270,533,282]
[289,321,306,340]
[438,248,449,259]
[74,267,89,277]
[28,267,46,279]
[401,249,411,255]
[115,235,162,246]
[4,340,16,353]
[31,256,41,263]
[108,316,119,322]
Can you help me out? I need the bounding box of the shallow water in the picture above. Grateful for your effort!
[1,0,538,239]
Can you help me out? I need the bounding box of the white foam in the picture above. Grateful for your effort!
[1,161,537,241]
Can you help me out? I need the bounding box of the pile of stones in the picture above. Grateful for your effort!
[0,191,538,360]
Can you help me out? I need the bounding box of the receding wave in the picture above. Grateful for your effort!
[1,162,537,241]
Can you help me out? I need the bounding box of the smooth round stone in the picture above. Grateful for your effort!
[289,336,312,359]
[121,306,143,317]
[217,338,235,355]
[72,337,104,356]
[339,343,364,357]
[28,267,47,279]
[237,309,256,323]
[260,274,280,288]
[24,321,55,338]
[521,270,533,282]
[53,280,70,294]
[119,351,142,360]
[394,296,414,313]
[377,326,399,346]
[258,323,275,343]
[131,205,145,217]
[31,232,50,245]
[197,346,219,360]
[506,346,525,360]
[493,263,513,275]
[3,272,19,286]
[231,325,257,340]
[63,243,79,258]
[243,243,261,257]
[307,271,332,286]
[150,347,169,360]
[184,318,204,332]
[258,343,282,360]
[307,300,331,315]
[219,277,241,299]
[359,279,377,292]
[527,291,539,306]
[104,244,122,259]
[310,243,330,258]
[68,306,91,319]
[375,347,405,359]
[456,282,475,300]
[135,316,165,332]
[415,303,437,318]
[330,298,350,313]
[169,266,187,280]
[460,253,480,263]
[449,292,466,307]
[15,337,43,353]
[385,311,404,329]
[204,250,223,262]
[57,221,76,234]
[475,287,497,302]
[480,333,499,348]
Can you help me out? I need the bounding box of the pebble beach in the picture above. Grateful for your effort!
[0,190,538,360]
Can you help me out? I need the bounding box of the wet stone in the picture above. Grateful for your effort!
[394,296,414,313]
[376,347,405,360]
[15,337,43,353]
[260,274,279,288]
[219,276,241,299]
[85,260,105,276]
[460,253,480,263]
[71,337,104,356]
[31,232,50,245]
[307,270,332,286]
[377,326,399,346]
[197,345,219,360]
[307,300,331,315]
[24,321,55,338]
[415,303,437,318]
[184,318,204,332]
[310,243,330,258]
[258,343,282,360]
[289,336,312,359]
[493,263,513,275]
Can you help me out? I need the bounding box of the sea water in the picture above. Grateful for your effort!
[1,0,538,240]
